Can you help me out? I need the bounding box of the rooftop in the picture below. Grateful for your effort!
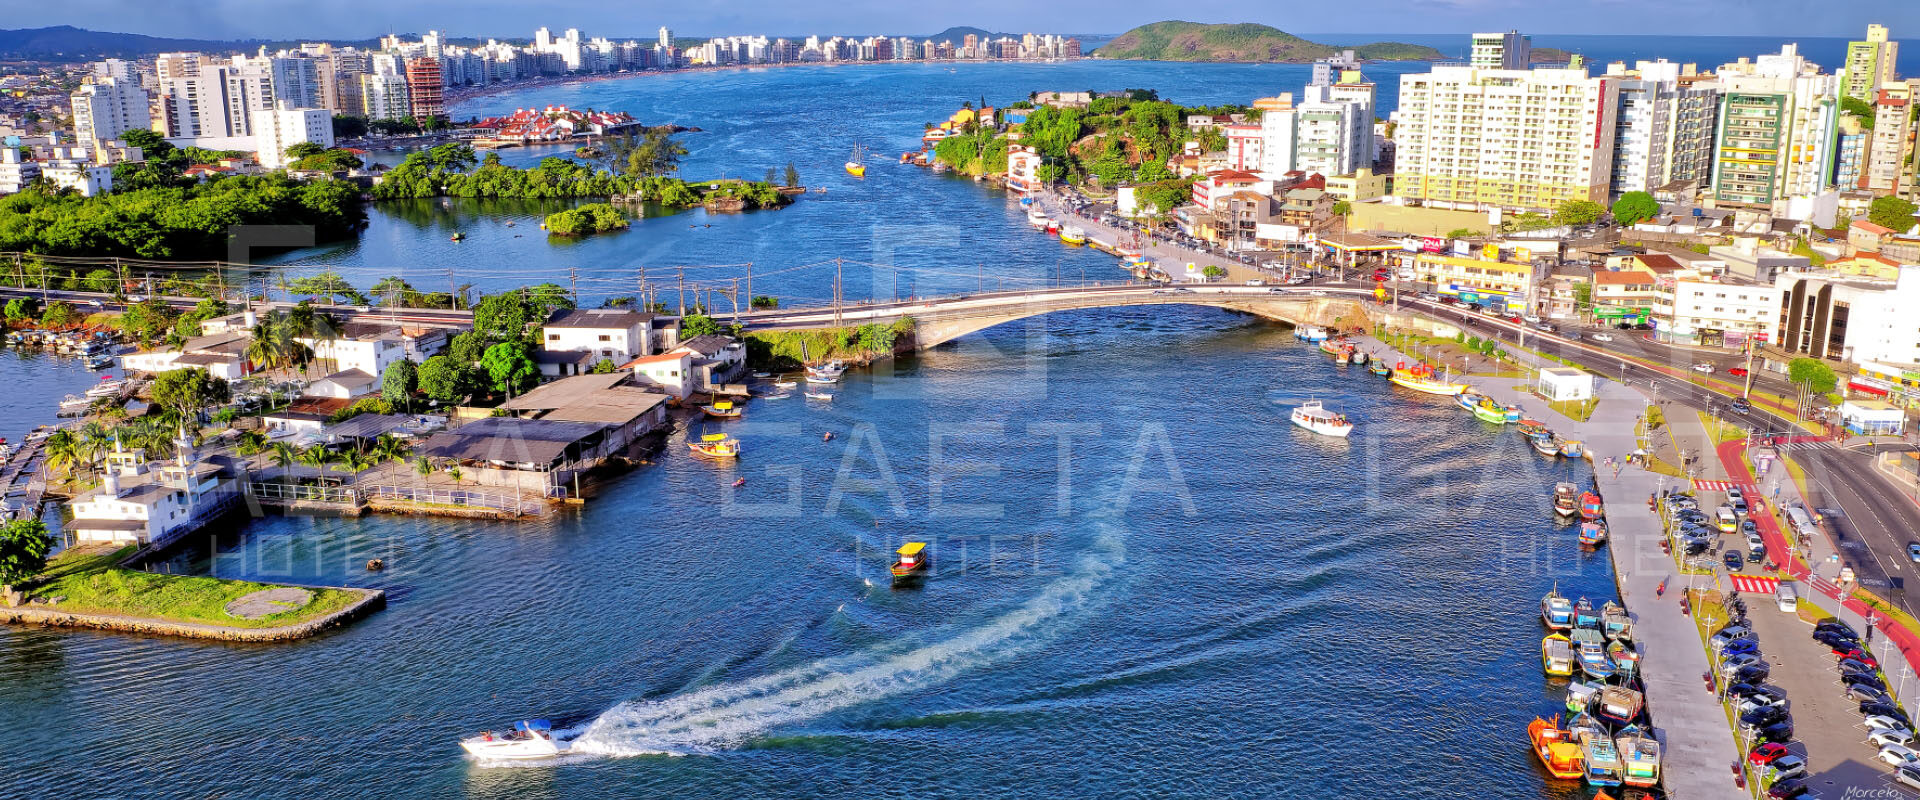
[545,308,655,330]
[417,417,605,466]
[674,334,736,357]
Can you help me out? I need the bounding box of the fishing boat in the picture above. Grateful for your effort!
[688,432,741,459]
[1566,680,1601,715]
[702,400,743,420]
[1553,483,1580,517]
[1579,520,1608,546]
[1472,396,1514,424]
[1607,640,1641,679]
[1541,588,1575,629]
[1542,633,1576,676]
[1615,725,1661,788]
[1367,361,1390,377]
[806,391,834,401]
[1388,362,1469,396]
[86,354,114,371]
[1455,391,1483,411]
[1596,685,1645,727]
[1573,597,1600,629]
[1027,207,1050,228]
[1294,325,1329,342]
[1529,716,1588,780]
[1059,226,1087,245]
[1559,439,1585,458]
[1577,722,1626,787]
[773,378,798,389]
[1601,601,1631,641]
[1532,433,1562,457]
[1290,401,1354,438]
[459,719,571,760]
[1580,490,1605,521]
[845,144,867,177]
[1518,418,1551,437]
[1573,628,1615,681]
[890,541,929,584]
[1349,350,1369,366]
[808,360,847,379]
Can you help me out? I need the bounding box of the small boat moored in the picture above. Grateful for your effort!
[1541,588,1575,630]
[702,400,744,420]
[1542,633,1576,676]
[1552,482,1580,518]
[1580,490,1606,521]
[1601,601,1632,641]
[1579,520,1608,547]
[1528,715,1587,781]
[460,719,571,761]
[1616,724,1661,788]
[689,432,741,459]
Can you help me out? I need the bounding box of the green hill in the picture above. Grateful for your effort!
[1094,21,1444,63]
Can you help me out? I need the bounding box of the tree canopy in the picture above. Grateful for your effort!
[0,518,52,595]
[148,366,232,418]
[0,173,364,259]
[1552,200,1607,227]
[1611,192,1660,228]
[1867,195,1918,232]
[480,341,538,397]
[1787,357,1838,393]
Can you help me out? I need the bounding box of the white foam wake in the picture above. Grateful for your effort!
[570,534,1121,757]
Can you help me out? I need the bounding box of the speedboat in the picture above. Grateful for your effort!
[1616,724,1661,787]
[86,377,127,398]
[1294,325,1329,342]
[1529,715,1587,780]
[1290,401,1354,438]
[1531,433,1561,456]
[1579,520,1608,546]
[1541,589,1575,629]
[1553,483,1580,518]
[890,541,929,584]
[1027,208,1050,228]
[58,394,92,415]
[460,719,571,760]
[1542,633,1576,676]
[1601,602,1631,641]
[773,379,798,389]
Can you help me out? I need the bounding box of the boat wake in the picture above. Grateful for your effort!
[569,527,1123,758]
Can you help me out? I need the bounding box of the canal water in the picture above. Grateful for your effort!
[7,62,1624,799]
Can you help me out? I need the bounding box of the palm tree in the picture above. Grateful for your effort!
[43,430,78,486]
[413,456,434,481]
[370,434,410,465]
[330,449,374,476]
[295,445,332,478]
[243,320,283,372]
[267,442,299,480]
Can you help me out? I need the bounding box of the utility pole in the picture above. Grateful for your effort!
[745,262,753,306]
[677,268,686,315]
[569,266,578,307]
[447,269,458,310]
[834,257,843,328]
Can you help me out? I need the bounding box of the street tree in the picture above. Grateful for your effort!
[480,341,538,398]
[1611,191,1660,227]
[1787,357,1838,394]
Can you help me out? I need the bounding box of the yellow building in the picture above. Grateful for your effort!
[1324,168,1390,203]
[1393,65,1620,212]
[1411,252,1536,310]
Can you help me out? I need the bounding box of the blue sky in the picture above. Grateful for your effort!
[17,0,1920,41]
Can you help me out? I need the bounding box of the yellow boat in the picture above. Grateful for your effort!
[1059,226,1087,245]
[1387,362,1469,396]
[688,432,741,459]
[702,400,743,420]
[1542,633,1576,676]
[890,541,929,583]
[845,144,867,177]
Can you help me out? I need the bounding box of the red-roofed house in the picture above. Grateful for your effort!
[620,351,693,399]
[1849,219,1895,253]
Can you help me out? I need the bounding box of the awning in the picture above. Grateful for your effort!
[1849,380,1890,396]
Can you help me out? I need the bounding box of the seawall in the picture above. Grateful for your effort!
[0,588,386,643]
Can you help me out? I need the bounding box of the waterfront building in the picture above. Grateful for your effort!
[158,63,270,142]
[68,440,237,548]
[70,77,150,148]
[658,27,674,51]
[497,373,671,456]
[406,58,445,120]
[298,321,439,377]
[1393,64,1619,212]
[1775,266,1920,365]
[1006,145,1043,194]
[1842,24,1899,103]
[539,309,659,377]
[119,332,250,381]
[1710,46,1841,209]
[671,335,748,393]
[1471,30,1532,70]
[254,106,333,169]
[1408,249,1538,312]
[621,351,694,399]
[315,47,370,115]
[1667,277,1784,348]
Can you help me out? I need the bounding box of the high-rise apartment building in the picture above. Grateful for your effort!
[70,77,151,146]
[658,27,674,51]
[1842,24,1899,103]
[267,55,322,110]
[1471,31,1531,70]
[1293,84,1371,177]
[1394,64,1619,211]
[157,62,271,140]
[405,58,445,120]
[1710,45,1841,207]
[1865,86,1911,192]
[256,107,334,168]
[360,72,411,120]
[1255,94,1296,175]
[1606,60,1721,195]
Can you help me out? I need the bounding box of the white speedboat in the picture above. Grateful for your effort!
[459,719,570,761]
[1290,401,1354,438]
[59,394,91,412]
[1027,208,1050,228]
[86,378,127,398]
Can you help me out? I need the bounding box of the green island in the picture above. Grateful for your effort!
[27,546,362,629]
[372,141,790,212]
[544,203,631,236]
[744,319,916,368]
[1094,21,1445,62]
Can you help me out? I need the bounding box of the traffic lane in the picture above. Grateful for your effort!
[1793,450,1902,597]
[1800,449,1920,589]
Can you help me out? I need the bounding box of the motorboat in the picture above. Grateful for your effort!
[702,400,743,420]
[86,377,127,398]
[1059,226,1087,246]
[1607,640,1641,679]
[1455,391,1483,412]
[773,379,798,389]
[1579,520,1608,547]
[1367,361,1390,377]
[1596,685,1645,727]
[58,394,92,415]
[1518,419,1551,437]
[1553,483,1580,518]
[1559,439,1585,458]
[1349,350,1369,366]
[1573,598,1600,629]
[459,719,571,760]
[1387,362,1468,396]
[1472,396,1516,424]
[1580,491,1605,521]
[1532,433,1562,456]
[1529,715,1587,780]
[688,432,741,459]
[1616,725,1661,788]
[845,144,867,177]
[1601,602,1632,641]
[1542,633,1576,676]
[1577,722,1626,787]
[1573,629,1615,680]
[890,541,929,584]
[1294,325,1329,342]
[1566,680,1601,715]
[1541,588,1576,630]
[1290,401,1354,438]
[805,373,840,384]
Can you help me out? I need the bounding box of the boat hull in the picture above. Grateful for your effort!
[1390,375,1468,396]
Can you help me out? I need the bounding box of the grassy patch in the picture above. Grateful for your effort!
[1700,412,1748,444]
[1854,589,1920,640]
[32,546,360,629]
[1543,395,1599,423]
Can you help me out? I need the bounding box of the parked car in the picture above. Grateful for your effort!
[1867,715,1910,732]
[1717,638,1761,657]
[1724,551,1746,571]
[1899,765,1920,791]
[1713,624,1755,646]
[1418,292,1440,302]
[1766,755,1809,783]
[1741,706,1790,729]
[1733,664,1773,684]
[1817,620,1860,638]
[1592,333,1614,342]
[1849,684,1893,704]
[1748,742,1792,764]
[1736,694,1789,716]
[1847,675,1890,694]
[1871,727,1917,747]
[1819,630,1864,649]
[1721,652,1763,670]
[1765,777,1810,799]
[1879,743,1920,768]
[1861,701,1910,722]
[1756,721,1795,744]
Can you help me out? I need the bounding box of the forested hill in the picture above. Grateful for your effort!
[1094,21,1444,63]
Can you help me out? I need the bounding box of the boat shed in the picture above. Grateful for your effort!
[1537,367,1595,402]
[416,417,611,495]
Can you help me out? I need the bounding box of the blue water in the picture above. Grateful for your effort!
[6,61,1636,799]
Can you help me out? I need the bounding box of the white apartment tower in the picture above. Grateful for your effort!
[1471,31,1532,70]
[1293,84,1371,178]
[1606,60,1721,195]
[71,77,151,146]
[1394,64,1620,212]
[256,107,334,169]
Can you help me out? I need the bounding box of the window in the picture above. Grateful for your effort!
[547,334,559,341]
[598,334,610,341]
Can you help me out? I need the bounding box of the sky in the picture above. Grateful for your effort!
[14,0,1920,41]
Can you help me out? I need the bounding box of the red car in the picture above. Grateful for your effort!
[1841,650,1880,669]
[1507,315,1523,324]
[1749,742,1791,765]
[1729,367,1750,377]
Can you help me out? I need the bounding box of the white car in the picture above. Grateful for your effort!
[1868,715,1910,732]
[1693,363,1715,374]
[1523,314,1543,324]
[1767,755,1809,783]
[1308,290,1328,296]
[1880,743,1920,768]
[1872,728,1917,747]
[1591,333,1614,342]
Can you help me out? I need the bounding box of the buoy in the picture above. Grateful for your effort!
[366,558,385,572]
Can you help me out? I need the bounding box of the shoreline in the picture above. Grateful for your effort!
[1,587,386,643]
